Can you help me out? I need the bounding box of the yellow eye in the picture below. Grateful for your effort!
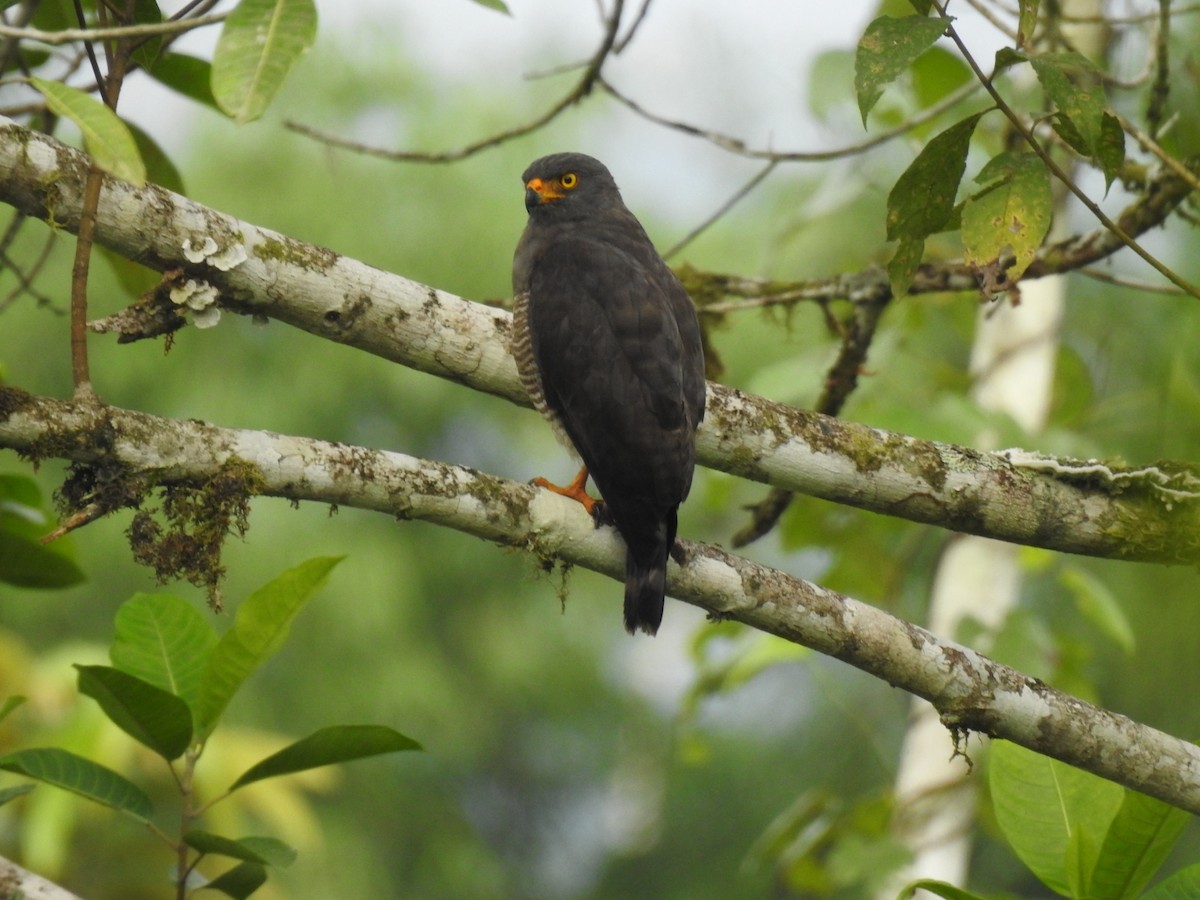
[560,172,578,189]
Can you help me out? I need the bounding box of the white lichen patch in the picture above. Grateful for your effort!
[1000,448,1200,503]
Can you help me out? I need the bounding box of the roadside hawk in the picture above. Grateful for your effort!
[512,152,707,635]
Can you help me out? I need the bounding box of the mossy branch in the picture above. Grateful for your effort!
[1,118,1198,564]
[4,386,1200,815]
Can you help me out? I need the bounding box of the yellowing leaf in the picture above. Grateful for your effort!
[962,152,1052,285]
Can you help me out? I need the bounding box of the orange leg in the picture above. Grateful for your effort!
[534,465,601,517]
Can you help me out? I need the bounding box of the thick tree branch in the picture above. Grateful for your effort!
[0,852,83,899]
[3,387,1200,814]
[1,117,1198,564]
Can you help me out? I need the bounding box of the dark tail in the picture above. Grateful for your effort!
[622,509,677,636]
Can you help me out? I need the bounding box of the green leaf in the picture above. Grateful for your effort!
[886,112,983,241]
[128,120,186,195]
[1051,112,1125,193]
[0,531,85,588]
[75,665,193,761]
[195,557,343,736]
[0,783,36,807]
[111,593,218,714]
[30,78,146,186]
[910,46,972,111]
[990,740,1124,897]
[1017,0,1040,47]
[235,836,297,869]
[897,879,987,900]
[0,695,26,725]
[0,747,154,821]
[146,52,219,111]
[1089,788,1190,898]
[185,832,297,868]
[1142,864,1200,900]
[200,861,267,898]
[887,235,924,299]
[1059,565,1135,655]
[131,0,165,71]
[1030,52,1106,156]
[0,475,85,589]
[962,152,1052,284]
[230,724,420,791]
[855,14,952,125]
[1095,112,1126,190]
[100,122,187,294]
[467,0,510,12]
[212,0,318,123]
[186,831,266,863]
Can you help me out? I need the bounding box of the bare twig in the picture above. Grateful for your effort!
[601,76,985,162]
[0,11,227,45]
[663,160,777,260]
[732,283,892,547]
[285,0,626,163]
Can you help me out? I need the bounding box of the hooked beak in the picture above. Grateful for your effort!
[525,176,565,210]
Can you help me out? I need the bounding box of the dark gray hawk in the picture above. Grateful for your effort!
[511,152,707,635]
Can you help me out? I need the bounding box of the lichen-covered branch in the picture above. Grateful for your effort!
[3,386,1200,814]
[1,117,1199,564]
[0,852,83,900]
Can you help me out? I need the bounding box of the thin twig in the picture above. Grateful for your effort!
[1147,0,1171,136]
[663,160,778,260]
[285,0,625,162]
[732,282,892,547]
[600,75,985,162]
[613,0,653,53]
[0,11,227,45]
[1077,266,1187,295]
[1117,112,1200,193]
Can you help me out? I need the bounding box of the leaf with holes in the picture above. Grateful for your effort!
[962,152,1052,286]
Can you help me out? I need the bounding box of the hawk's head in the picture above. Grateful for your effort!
[521,152,623,219]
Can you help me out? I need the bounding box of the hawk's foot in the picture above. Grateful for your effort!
[532,466,607,528]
